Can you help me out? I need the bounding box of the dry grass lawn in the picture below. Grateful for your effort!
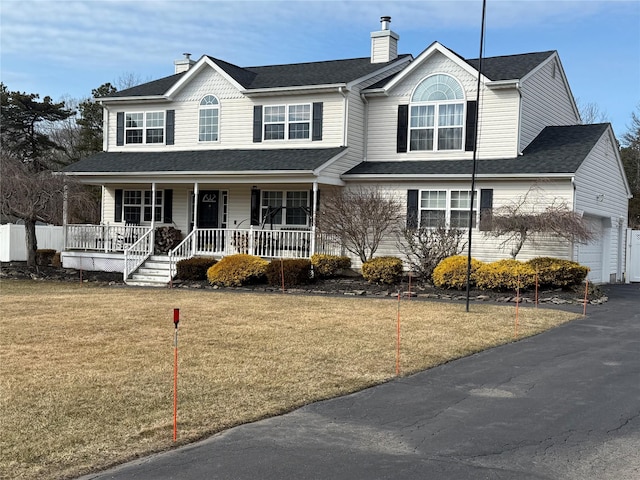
[0,279,580,479]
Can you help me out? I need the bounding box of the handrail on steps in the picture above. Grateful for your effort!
[123,228,155,282]
[168,228,198,279]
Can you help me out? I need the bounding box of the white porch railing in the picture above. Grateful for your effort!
[168,227,343,278]
[123,229,155,281]
[65,224,151,252]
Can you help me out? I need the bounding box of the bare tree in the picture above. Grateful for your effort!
[485,185,594,259]
[1,153,98,267]
[576,98,609,124]
[317,187,402,263]
[398,223,467,282]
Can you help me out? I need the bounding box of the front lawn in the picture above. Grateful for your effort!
[0,280,580,479]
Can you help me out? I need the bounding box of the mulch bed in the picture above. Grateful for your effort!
[1,261,606,306]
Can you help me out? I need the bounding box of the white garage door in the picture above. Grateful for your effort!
[577,216,604,283]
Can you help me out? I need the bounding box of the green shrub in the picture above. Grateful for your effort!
[206,254,269,287]
[310,254,351,278]
[432,255,483,289]
[475,259,536,291]
[361,256,403,284]
[266,259,312,286]
[176,257,217,281]
[526,257,589,288]
[36,249,57,266]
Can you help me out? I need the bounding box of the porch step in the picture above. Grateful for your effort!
[125,255,173,287]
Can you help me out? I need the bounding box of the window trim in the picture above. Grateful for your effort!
[198,95,220,143]
[263,103,312,141]
[124,111,166,145]
[121,189,165,224]
[408,74,466,152]
[260,190,310,227]
[418,189,478,229]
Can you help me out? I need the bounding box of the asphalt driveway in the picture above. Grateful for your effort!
[80,284,640,480]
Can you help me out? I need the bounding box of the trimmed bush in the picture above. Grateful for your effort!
[432,255,483,289]
[361,256,403,284]
[206,254,269,287]
[310,254,351,278]
[36,249,57,266]
[475,259,536,291]
[176,257,217,281]
[266,259,312,286]
[526,257,589,288]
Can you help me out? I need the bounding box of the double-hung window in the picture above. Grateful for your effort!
[261,191,309,226]
[419,190,476,228]
[410,74,465,151]
[263,104,311,140]
[125,112,165,144]
[199,95,219,142]
[122,189,164,223]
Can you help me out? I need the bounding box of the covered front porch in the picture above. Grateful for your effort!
[61,147,350,284]
[62,223,342,284]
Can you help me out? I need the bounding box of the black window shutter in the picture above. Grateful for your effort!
[116,112,125,146]
[250,188,261,225]
[479,188,493,231]
[312,102,323,141]
[163,189,173,223]
[406,189,418,228]
[253,105,263,143]
[397,105,409,153]
[115,189,123,222]
[465,100,478,152]
[165,110,175,145]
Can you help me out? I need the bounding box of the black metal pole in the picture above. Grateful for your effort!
[466,0,487,312]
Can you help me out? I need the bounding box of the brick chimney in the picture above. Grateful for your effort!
[174,53,196,74]
[370,16,399,63]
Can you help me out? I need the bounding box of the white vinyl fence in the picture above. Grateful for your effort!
[0,224,64,262]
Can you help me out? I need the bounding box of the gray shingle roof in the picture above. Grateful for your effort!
[465,51,556,81]
[344,124,609,177]
[103,73,186,98]
[63,148,347,174]
[106,56,412,98]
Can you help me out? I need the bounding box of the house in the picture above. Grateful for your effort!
[62,16,631,286]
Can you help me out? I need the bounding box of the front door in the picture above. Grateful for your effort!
[198,190,219,228]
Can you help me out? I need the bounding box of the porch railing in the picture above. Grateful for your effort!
[65,224,150,252]
[123,229,155,281]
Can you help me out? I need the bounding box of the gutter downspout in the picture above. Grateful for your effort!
[339,86,348,146]
[571,176,577,261]
[360,92,369,162]
[514,82,523,154]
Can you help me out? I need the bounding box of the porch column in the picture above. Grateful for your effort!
[192,182,199,256]
[151,182,157,230]
[310,181,318,257]
[193,182,199,228]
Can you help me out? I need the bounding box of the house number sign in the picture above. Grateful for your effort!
[202,193,217,203]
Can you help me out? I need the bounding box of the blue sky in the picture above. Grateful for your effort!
[1,0,639,139]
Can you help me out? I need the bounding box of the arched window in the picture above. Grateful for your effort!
[410,74,465,151]
[199,95,219,142]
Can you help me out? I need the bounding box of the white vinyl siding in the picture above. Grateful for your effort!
[106,70,344,151]
[519,57,580,151]
[573,130,629,282]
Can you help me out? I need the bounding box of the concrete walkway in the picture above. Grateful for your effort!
[81,284,640,480]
